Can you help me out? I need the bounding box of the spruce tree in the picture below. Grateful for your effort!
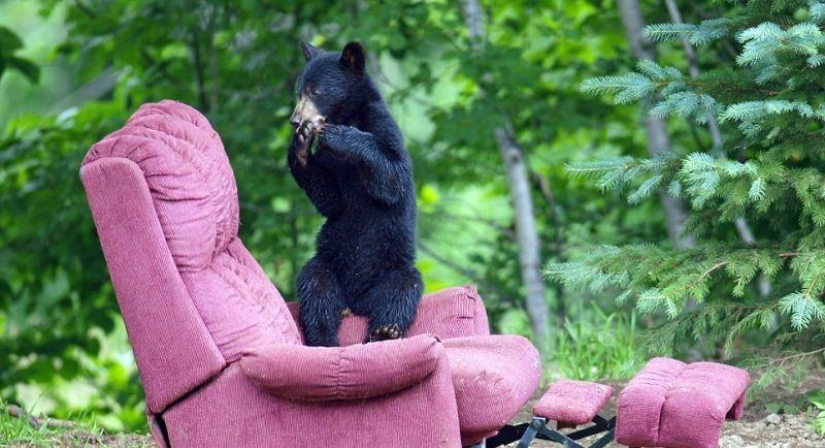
[547,1,825,367]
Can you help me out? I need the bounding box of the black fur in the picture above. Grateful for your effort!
[288,41,422,347]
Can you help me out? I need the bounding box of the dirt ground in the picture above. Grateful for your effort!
[4,369,823,447]
[503,369,825,448]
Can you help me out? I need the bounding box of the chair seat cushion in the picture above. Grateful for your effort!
[616,357,750,448]
[533,379,614,425]
[442,335,542,445]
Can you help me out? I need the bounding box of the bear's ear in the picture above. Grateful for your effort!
[300,41,322,61]
[340,42,366,77]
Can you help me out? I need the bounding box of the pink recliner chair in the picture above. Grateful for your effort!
[80,100,541,447]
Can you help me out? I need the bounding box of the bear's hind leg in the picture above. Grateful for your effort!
[297,258,347,347]
[356,268,423,343]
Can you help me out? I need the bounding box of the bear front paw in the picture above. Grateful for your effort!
[309,118,327,135]
[369,324,402,342]
[318,123,347,143]
[293,123,317,166]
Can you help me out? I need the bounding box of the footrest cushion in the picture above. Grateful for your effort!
[533,379,614,425]
[616,357,751,448]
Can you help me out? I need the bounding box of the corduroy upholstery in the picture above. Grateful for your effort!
[285,284,490,345]
[81,100,541,447]
[533,380,614,426]
[616,357,750,448]
[240,334,444,401]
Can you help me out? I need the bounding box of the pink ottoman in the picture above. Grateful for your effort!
[533,379,615,428]
[616,357,751,448]
[485,379,615,448]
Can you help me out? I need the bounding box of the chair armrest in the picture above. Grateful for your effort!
[239,334,443,401]
[286,285,490,345]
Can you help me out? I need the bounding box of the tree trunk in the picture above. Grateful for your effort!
[460,0,550,349]
[495,127,550,348]
[617,0,697,249]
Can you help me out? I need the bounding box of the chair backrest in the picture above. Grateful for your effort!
[81,100,301,413]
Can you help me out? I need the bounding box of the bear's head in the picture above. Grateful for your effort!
[290,41,369,130]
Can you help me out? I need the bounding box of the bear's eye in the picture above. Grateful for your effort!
[309,88,321,97]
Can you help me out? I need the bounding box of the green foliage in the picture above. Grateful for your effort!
[0,398,154,447]
[581,60,724,125]
[748,371,825,435]
[644,18,733,46]
[0,26,39,84]
[565,154,677,203]
[0,0,649,431]
[736,21,825,83]
[809,390,825,435]
[554,0,825,359]
[580,71,659,105]
[552,304,642,381]
[0,99,148,430]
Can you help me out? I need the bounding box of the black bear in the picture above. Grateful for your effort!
[288,41,423,347]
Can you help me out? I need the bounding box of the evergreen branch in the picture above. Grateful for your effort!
[811,2,825,23]
[678,152,761,208]
[551,245,806,325]
[721,100,817,123]
[573,3,825,357]
[779,292,825,330]
[695,260,728,284]
[636,60,683,82]
[648,91,719,122]
[564,156,639,177]
[748,177,766,201]
[808,54,825,67]
[769,347,825,366]
[643,23,700,42]
[724,306,778,355]
[736,20,825,84]
[566,155,678,199]
[627,174,663,204]
[643,18,731,46]
[580,73,657,104]
[737,22,784,48]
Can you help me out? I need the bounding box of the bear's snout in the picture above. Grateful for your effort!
[291,96,325,129]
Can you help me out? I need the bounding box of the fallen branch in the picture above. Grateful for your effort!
[6,404,79,429]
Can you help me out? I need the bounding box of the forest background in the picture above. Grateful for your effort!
[1,0,823,434]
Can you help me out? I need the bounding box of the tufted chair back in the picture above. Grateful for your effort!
[81,101,301,413]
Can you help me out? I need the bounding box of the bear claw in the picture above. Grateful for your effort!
[370,324,401,342]
[295,123,316,166]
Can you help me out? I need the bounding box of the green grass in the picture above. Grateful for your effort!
[551,304,643,381]
[0,401,153,448]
